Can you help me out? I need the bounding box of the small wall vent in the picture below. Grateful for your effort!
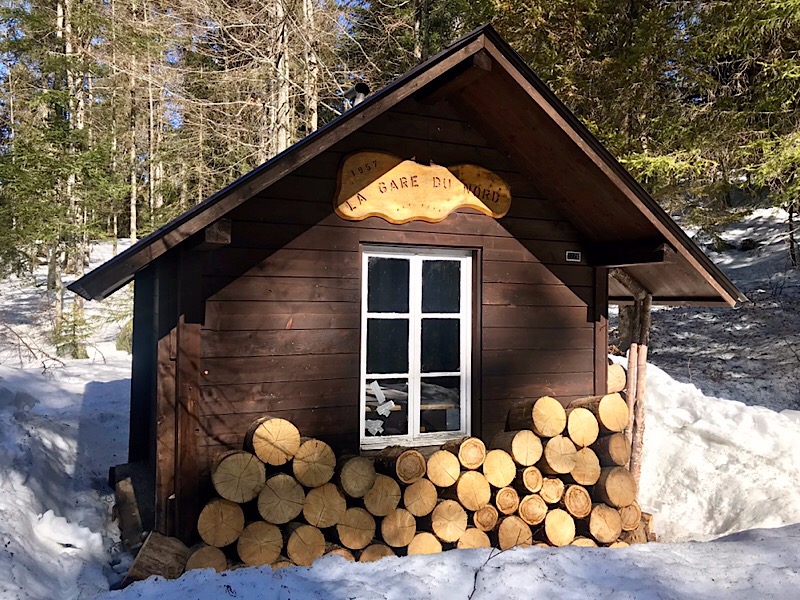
[565,251,582,263]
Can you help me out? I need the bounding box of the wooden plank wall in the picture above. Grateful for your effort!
[195,97,598,473]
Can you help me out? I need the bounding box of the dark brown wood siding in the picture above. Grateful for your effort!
[195,97,598,471]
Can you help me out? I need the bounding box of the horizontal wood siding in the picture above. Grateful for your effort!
[197,96,596,463]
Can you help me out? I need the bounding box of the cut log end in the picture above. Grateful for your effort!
[570,447,601,486]
[359,543,395,563]
[457,528,491,549]
[431,500,468,543]
[258,474,305,525]
[185,545,227,572]
[403,478,438,517]
[293,439,336,488]
[336,507,376,550]
[592,433,632,467]
[302,483,346,529]
[364,474,401,517]
[211,451,265,504]
[237,521,283,567]
[455,471,491,511]
[539,477,565,505]
[381,508,416,548]
[247,417,300,466]
[426,450,461,488]
[339,456,377,499]
[407,532,442,555]
[495,487,520,515]
[589,503,623,544]
[544,509,575,547]
[594,467,638,508]
[490,430,543,467]
[518,494,547,526]
[539,435,577,475]
[566,407,599,448]
[562,484,592,519]
[517,466,543,494]
[473,504,499,532]
[197,498,245,548]
[483,449,516,488]
[286,523,326,567]
[498,516,532,550]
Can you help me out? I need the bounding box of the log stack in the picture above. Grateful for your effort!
[180,379,653,574]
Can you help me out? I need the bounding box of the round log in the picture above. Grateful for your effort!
[562,484,592,519]
[495,487,520,515]
[185,545,227,572]
[442,437,487,470]
[303,483,346,528]
[293,439,336,488]
[380,508,416,548]
[607,363,627,394]
[518,494,547,526]
[325,545,355,561]
[336,507,376,550]
[426,450,461,488]
[454,471,491,511]
[507,396,566,437]
[498,516,532,549]
[539,477,565,504]
[544,509,575,547]
[403,478,438,517]
[211,450,265,503]
[407,532,442,555]
[570,447,601,486]
[482,449,516,488]
[363,474,401,516]
[620,525,648,545]
[338,456,377,499]
[286,523,325,567]
[594,467,638,508]
[538,435,577,475]
[609,541,630,548]
[490,430,543,467]
[377,447,426,484]
[359,543,394,562]
[567,394,628,433]
[516,466,543,494]
[246,417,300,466]
[237,521,283,567]
[591,433,632,467]
[589,503,623,544]
[197,498,245,548]
[457,528,491,549]
[473,504,499,532]
[431,500,468,542]
[618,501,642,532]
[570,537,598,547]
[566,407,599,448]
[271,557,295,569]
[258,474,305,525]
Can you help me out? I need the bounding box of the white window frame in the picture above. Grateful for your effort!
[360,245,472,450]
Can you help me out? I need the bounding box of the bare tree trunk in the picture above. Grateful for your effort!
[302,0,319,134]
[789,201,798,268]
[129,59,138,241]
[275,0,291,153]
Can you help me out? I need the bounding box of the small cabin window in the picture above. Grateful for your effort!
[360,246,472,449]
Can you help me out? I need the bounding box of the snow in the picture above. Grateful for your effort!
[1,211,799,598]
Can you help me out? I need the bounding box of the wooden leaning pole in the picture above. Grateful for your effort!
[610,269,652,486]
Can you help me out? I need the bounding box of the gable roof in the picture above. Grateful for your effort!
[69,24,745,306]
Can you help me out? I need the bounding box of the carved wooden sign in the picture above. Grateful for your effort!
[334,151,511,224]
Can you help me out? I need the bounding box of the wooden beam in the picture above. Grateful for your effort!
[194,219,231,251]
[591,242,675,268]
[609,268,648,300]
[593,267,609,396]
[174,249,205,543]
[417,51,493,105]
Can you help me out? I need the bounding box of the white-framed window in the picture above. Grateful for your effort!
[360,246,472,449]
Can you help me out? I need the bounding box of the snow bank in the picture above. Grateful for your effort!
[0,359,132,600]
[98,525,800,600]
[635,361,800,541]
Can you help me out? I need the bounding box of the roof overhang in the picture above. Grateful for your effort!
[69,25,745,307]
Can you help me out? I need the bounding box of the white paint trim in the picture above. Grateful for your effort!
[360,245,473,450]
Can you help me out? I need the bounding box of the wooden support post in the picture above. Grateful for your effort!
[174,249,205,543]
[594,268,609,396]
[624,343,638,445]
[629,293,652,485]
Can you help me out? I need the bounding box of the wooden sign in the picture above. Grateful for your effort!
[334,151,511,224]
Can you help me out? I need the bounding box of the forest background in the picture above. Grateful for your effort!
[0,0,798,357]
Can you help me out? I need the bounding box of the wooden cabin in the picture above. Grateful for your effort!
[70,25,744,542]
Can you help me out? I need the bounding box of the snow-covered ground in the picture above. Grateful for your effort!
[1,211,799,599]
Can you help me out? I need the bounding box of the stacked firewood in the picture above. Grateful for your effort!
[185,385,653,572]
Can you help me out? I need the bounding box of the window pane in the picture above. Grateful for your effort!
[365,379,408,437]
[368,257,409,313]
[421,318,460,372]
[367,319,409,374]
[422,260,461,313]
[420,376,461,433]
